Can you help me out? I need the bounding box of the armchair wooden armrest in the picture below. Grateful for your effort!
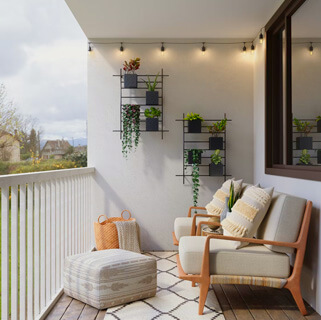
[187,206,206,217]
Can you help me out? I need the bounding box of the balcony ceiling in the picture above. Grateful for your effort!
[65,0,284,39]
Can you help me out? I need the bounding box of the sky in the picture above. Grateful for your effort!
[0,0,87,141]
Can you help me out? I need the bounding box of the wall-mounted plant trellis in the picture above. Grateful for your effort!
[175,113,232,184]
[113,68,169,139]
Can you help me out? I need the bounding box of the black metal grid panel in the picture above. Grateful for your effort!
[292,118,321,164]
[175,113,232,184]
[113,68,169,139]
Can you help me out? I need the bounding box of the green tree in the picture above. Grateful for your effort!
[29,128,37,154]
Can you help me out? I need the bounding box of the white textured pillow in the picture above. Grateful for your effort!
[221,185,274,248]
[205,179,243,217]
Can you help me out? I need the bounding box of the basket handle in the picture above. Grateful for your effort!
[98,214,108,224]
[121,210,132,221]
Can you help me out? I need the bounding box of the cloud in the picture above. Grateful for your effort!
[0,0,87,140]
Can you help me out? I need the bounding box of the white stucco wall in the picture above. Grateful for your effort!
[253,38,321,312]
[88,40,254,251]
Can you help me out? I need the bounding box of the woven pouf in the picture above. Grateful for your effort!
[64,249,157,309]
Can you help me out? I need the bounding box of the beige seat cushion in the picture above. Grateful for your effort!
[179,236,290,278]
[257,192,306,254]
[174,217,209,240]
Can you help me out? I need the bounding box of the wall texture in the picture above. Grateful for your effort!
[253,39,321,313]
[88,39,254,250]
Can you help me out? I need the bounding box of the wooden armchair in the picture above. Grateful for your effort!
[176,198,312,316]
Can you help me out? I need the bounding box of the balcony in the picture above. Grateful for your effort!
[0,167,94,320]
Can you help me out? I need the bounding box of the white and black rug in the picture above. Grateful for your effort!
[105,251,225,320]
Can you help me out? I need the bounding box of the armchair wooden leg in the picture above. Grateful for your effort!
[192,281,196,287]
[198,280,210,315]
[286,283,308,316]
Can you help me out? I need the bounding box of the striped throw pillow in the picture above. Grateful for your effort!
[205,179,243,217]
[221,185,274,248]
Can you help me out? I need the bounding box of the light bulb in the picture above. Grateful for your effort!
[251,43,255,54]
[161,43,165,56]
[120,43,124,55]
[309,43,314,55]
[242,43,247,55]
[201,42,206,55]
[259,32,264,44]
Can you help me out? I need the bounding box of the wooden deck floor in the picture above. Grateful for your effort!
[46,285,321,320]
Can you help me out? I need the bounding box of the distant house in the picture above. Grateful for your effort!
[0,131,20,162]
[41,139,71,160]
[74,145,87,153]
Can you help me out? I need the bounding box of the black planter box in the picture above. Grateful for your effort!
[296,137,313,150]
[317,121,321,133]
[124,74,138,88]
[209,137,223,150]
[188,151,202,164]
[146,91,159,105]
[209,163,223,176]
[318,150,321,164]
[146,118,159,131]
[188,119,202,133]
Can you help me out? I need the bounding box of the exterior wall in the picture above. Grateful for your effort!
[88,39,254,251]
[253,38,321,313]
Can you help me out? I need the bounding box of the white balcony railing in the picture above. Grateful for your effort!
[0,167,95,320]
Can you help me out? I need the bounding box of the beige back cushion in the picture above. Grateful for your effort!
[257,192,306,254]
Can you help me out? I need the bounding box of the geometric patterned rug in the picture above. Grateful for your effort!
[105,252,225,320]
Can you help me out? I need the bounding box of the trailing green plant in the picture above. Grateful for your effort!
[142,72,159,91]
[122,104,140,158]
[293,118,314,136]
[123,58,141,74]
[184,149,203,207]
[299,149,311,165]
[144,107,161,118]
[183,113,204,122]
[316,116,321,122]
[207,118,227,136]
[210,149,222,165]
[227,181,241,212]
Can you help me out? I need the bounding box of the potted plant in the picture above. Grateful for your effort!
[207,118,227,150]
[209,150,223,176]
[293,118,314,150]
[144,107,161,131]
[123,58,141,88]
[318,150,321,164]
[184,113,204,133]
[184,149,203,207]
[122,104,140,158]
[316,116,321,133]
[142,72,159,105]
[297,149,312,166]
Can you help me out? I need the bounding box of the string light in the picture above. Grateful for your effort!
[161,42,165,55]
[88,42,92,52]
[259,30,264,44]
[251,42,255,54]
[242,42,247,54]
[201,42,206,55]
[120,42,124,55]
[309,42,314,55]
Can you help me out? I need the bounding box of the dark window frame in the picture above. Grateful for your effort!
[265,0,321,181]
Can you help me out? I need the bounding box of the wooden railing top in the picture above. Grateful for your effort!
[0,167,95,187]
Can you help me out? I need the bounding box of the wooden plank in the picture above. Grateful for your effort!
[11,185,19,319]
[212,284,237,320]
[51,180,56,297]
[27,183,34,319]
[56,179,61,289]
[269,288,305,320]
[249,286,289,320]
[1,186,10,320]
[60,178,65,288]
[221,284,255,320]
[61,299,85,320]
[78,304,99,319]
[20,183,27,320]
[46,181,51,302]
[235,285,272,320]
[45,294,72,320]
[41,181,47,309]
[34,182,41,316]
[96,309,107,320]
